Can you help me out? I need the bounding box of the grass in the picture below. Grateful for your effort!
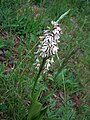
[0,0,90,120]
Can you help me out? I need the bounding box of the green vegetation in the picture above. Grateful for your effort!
[0,0,90,119]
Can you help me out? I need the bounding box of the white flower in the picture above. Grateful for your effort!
[33,58,40,70]
[52,45,59,54]
[51,21,59,26]
[53,28,60,35]
[51,57,54,63]
[54,34,60,42]
[34,21,62,72]
[45,59,51,70]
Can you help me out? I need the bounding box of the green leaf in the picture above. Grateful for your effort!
[33,85,42,101]
[0,39,6,48]
[30,33,36,42]
[44,118,60,120]
[28,86,47,120]
[0,103,7,111]
[39,107,48,119]
[56,9,70,23]
[27,100,42,120]
[28,86,42,120]
[48,74,54,81]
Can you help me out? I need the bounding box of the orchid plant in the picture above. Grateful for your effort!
[35,21,62,72]
[27,10,70,120]
[32,10,70,97]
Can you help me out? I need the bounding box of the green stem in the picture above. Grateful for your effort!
[31,58,46,97]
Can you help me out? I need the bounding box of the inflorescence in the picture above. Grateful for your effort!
[34,21,62,72]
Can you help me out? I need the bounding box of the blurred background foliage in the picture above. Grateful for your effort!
[0,0,90,119]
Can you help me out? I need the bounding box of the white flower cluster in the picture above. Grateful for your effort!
[34,21,62,72]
